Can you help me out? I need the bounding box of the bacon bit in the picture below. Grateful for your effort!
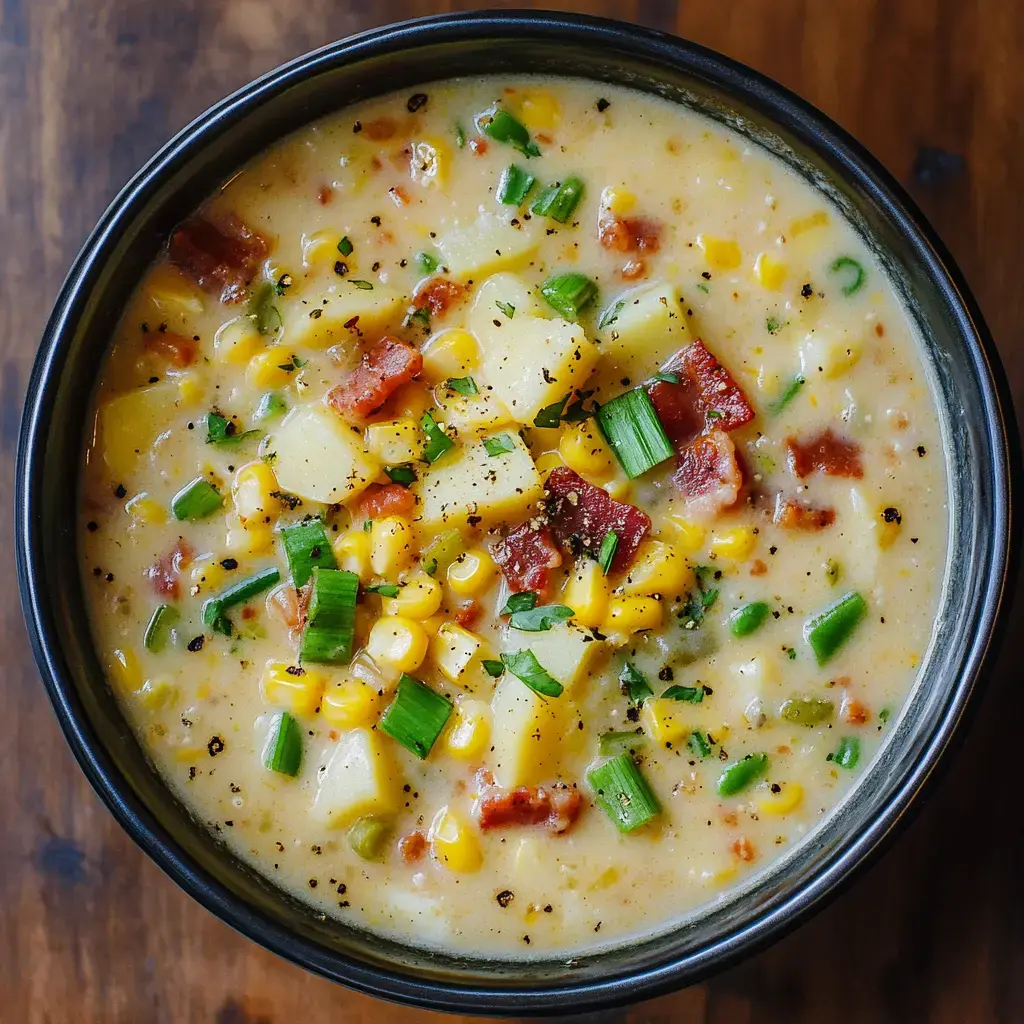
[454,602,482,630]
[536,132,554,145]
[774,497,836,531]
[144,331,198,368]
[363,116,398,141]
[599,214,662,254]
[474,770,583,835]
[412,277,466,317]
[326,336,423,419]
[874,322,885,337]
[468,137,489,155]
[358,483,417,520]
[240,606,256,620]
[267,586,302,630]
[786,428,864,479]
[749,558,768,576]
[317,185,334,205]
[732,837,756,862]
[398,830,427,864]
[545,467,651,574]
[492,524,562,600]
[721,810,739,827]
[620,258,646,280]
[329,730,339,742]
[776,745,792,755]
[168,214,270,304]
[843,698,871,725]
[673,430,743,516]
[388,185,410,207]
[145,539,193,600]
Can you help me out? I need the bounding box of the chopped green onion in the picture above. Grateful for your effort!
[531,176,584,222]
[688,731,712,759]
[348,817,391,860]
[540,272,597,320]
[829,256,866,296]
[595,388,674,479]
[349,280,374,290]
[780,697,835,725]
[385,465,417,485]
[421,411,455,463]
[480,108,540,157]
[364,583,402,598]
[248,282,282,335]
[765,315,783,334]
[363,519,372,533]
[281,519,337,588]
[171,477,223,521]
[587,753,661,832]
[650,372,679,385]
[299,568,360,664]
[769,374,805,416]
[508,604,574,632]
[695,282,710,294]
[421,529,462,576]
[597,530,618,575]
[204,411,259,447]
[619,661,653,705]
[661,685,704,703]
[143,604,178,652]
[338,236,353,257]
[447,376,478,396]
[422,557,438,576]
[728,601,771,638]
[598,731,648,757]
[804,591,867,665]
[495,300,515,319]
[454,122,466,149]
[254,391,287,422]
[482,658,505,678]
[501,592,537,616]
[717,753,769,797]
[500,650,563,698]
[406,306,431,330]
[262,711,302,777]
[202,566,281,634]
[379,674,452,758]
[484,432,517,457]
[598,299,625,330]
[533,393,571,429]
[416,251,438,274]
[830,736,861,769]
[878,707,891,724]
[497,163,536,206]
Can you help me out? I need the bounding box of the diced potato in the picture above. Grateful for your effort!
[506,622,604,695]
[98,382,179,480]
[436,212,539,281]
[489,674,571,788]
[283,283,405,350]
[311,728,403,828]
[469,272,544,347]
[800,327,863,379]
[432,622,487,686]
[561,560,611,629]
[597,281,690,377]
[267,404,379,504]
[145,264,204,317]
[413,432,542,534]
[421,329,480,382]
[364,418,423,465]
[434,391,514,439]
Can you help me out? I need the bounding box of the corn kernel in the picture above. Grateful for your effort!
[136,676,179,711]
[389,382,433,421]
[177,373,205,406]
[801,331,862,379]
[371,516,416,576]
[446,549,497,597]
[668,516,707,554]
[534,451,565,480]
[409,136,450,188]
[518,91,561,131]
[789,210,829,237]
[421,328,480,382]
[753,251,788,291]
[364,418,423,465]
[232,460,280,525]
[321,678,380,729]
[146,264,205,317]
[302,228,343,269]
[602,477,633,502]
[698,235,742,270]
[710,526,757,562]
[429,806,483,873]
[621,540,694,599]
[877,507,902,549]
[431,622,486,685]
[225,511,275,556]
[125,493,165,526]
[383,571,443,619]
[333,529,372,581]
[445,699,491,760]
[601,185,636,216]
[189,555,228,593]
[421,612,447,637]
[110,647,142,693]
[247,346,295,389]
[260,661,326,717]
[603,596,663,641]
[754,782,804,816]
[641,697,690,744]
[561,560,610,629]
[213,316,262,365]
[366,616,429,674]
[559,421,616,481]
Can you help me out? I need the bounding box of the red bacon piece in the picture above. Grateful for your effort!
[786,428,863,479]
[144,539,193,600]
[598,214,662,254]
[545,467,651,574]
[144,330,198,368]
[773,497,836,531]
[454,602,482,630]
[326,336,423,419]
[474,770,582,835]
[398,830,427,864]
[357,483,416,520]
[412,277,466,317]
[673,430,743,517]
[492,523,562,600]
[168,214,270,304]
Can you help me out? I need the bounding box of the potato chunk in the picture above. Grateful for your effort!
[267,403,379,504]
[598,281,690,377]
[283,283,405,350]
[489,674,571,788]
[98,382,180,480]
[437,212,539,281]
[469,272,544,347]
[502,622,604,696]
[311,728,402,827]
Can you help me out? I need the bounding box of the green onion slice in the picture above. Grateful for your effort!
[416,251,439,274]
[299,568,360,665]
[421,529,463,577]
[384,465,417,485]
[779,697,835,725]
[480,108,540,157]
[619,661,653,705]
[248,282,282,336]
[531,176,585,222]
[661,685,704,703]
[348,817,391,860]
[204,412,260,448]
[508,604,574,632]
[598,299,625,330]
[597,530,618,575]
[728,602,771,638]
[338,236,354,257]
[171,477,223,521]
[454,123,466,149]
[830,736,861,769]
[540,272,598,320]
[202,566,281,634]
[768,374,805,416]
[143,604,178,652]
[495,300,515,319]
[533,393,571,429]
[483,433,517,457]
[254,391,287,422]
[595,388,674,479]
[447,376,478,396]
[501,592,538,615]
[688,731,712,759]
[717,752,769,797]
[421,411,455,463]
[263,711,302,777]
[804,591,867,665]
[500,650,563,698]
[482,658,505,678]
[281,519,337,589]
[364,583,402,598]
[829,256,866,296]
[497,163,536,206]
[587,753,661,832]
[598,730,648,757]
[379,674,453,759]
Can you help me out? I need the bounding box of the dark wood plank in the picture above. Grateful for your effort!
[1,1,1021,1021]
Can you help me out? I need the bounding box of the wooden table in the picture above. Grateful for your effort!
[1,1,1021,1020]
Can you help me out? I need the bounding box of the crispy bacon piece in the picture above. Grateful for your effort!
[474,770,582,835]
[492,523,562,600]
[599,214,662,254]
[786,428,864,479]
[454,602,482,630]
[326,336,423,419]
[544,467,651,574]
[673,430,743,517]
[412,277,466,317]
[144,539,193,600]
[143,330,198,368]
[732,837,757,862]
[773,497,836,531]
[468,137,489,156]
[168,214,270,304]
[398,830,427,864]
[358,483,416,520]
[842,697,870,725]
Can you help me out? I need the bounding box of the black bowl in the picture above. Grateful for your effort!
[15,10,1016,1016]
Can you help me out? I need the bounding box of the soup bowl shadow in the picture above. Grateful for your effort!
[14,10,1017,1017]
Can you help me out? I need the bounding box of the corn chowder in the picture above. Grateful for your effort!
[80,78,946,955]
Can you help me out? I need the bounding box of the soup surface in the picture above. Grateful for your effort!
[80,77,947,956]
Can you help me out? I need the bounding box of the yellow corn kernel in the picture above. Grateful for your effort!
[603,596,663,640]
[603,477,633,502]
[602,186,636,216]
[321,678,380,729]
[370,516,416,576]
[877,507,902,549]
[333,529,372,581]
[698,235,742,270]
[669,516,707,554]
[232,460,280,525]
[711,865,739,886]
[110,647,142,693]
[559,421,616,482]
[383,571,443,619]
[171,743,207,763]
[302,228,343,269]
[389,382,433,421]
[518,91,561,131]
[146,264,205,316]
[561,560,610,629]
[260,661,326,717]
[409,136,451,188]
[364,418,423,465]
[641,697,690,745]
[710,526,757,562]
[136,676,179,711]
[446,549,497,597]
[213,316,262,365]
[755,782,805,816]
[789,210,830,237]
[421,612,447,637]
[445,699,491,760]
[365,616,429,674]
[125,493,165,526]
[225,511,275,556]
[177,373,205,406]
[189,556,228,594]
[801,332,862,379]
[753,252,788,291]
[621,540,694,599]
[431,622,485,684]
[420,328,480,382]
[247,346,295,389]
[429,806,483,873]
[534,451,565,480]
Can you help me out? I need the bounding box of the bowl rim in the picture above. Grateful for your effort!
[15,9,1016,1015]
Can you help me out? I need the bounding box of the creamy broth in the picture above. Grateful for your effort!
[80,77,946,956]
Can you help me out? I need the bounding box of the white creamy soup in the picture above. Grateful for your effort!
[80,77,947,956]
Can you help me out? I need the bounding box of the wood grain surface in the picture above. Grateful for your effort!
[1,1,1021,1021]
